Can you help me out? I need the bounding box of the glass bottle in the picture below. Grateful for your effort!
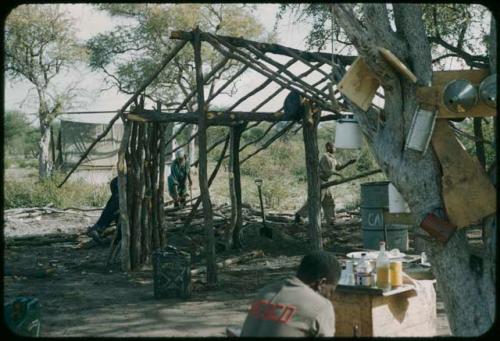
[376,241,391,290]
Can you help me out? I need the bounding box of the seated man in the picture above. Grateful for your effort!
[240,251,341,337]
[87,176,120,243]
[168,149,192,207]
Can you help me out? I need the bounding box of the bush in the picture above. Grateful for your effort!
[18,158,39,169]
[4,172,109,209]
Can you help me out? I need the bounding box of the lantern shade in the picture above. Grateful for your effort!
[442,79,478,113]
[479,74,496,108]
[334,114,363,149]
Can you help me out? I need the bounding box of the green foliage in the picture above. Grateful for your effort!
[4,111,39,157]
[5,5,85,85]
[456,118,496,169]
[4,172,109,209]
[87,4,270,103]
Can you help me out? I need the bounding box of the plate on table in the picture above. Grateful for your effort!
[346,250,406,260]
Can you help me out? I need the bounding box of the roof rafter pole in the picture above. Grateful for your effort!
[171,30,356,65]
[193,28,217,287]
[58,39,188,188]
[278,43,332,79]
[173,55,231,114]
[204,34,341,117]
[205,63,251,104]
[242,42,332,103]
[222,58,299,113]
[127,109,338,124]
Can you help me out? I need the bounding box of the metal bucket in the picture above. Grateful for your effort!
[360,182,409,251]
[152,246,192,299]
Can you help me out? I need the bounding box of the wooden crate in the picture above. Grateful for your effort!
[331,281,436,336]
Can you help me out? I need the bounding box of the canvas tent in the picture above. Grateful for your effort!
[57,114,124,169]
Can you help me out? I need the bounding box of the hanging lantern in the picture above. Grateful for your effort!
[334,114,363,149]
[442,79,478,113]
[479,74,496,108]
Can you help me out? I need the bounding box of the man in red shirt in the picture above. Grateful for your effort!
[240,251,341,337]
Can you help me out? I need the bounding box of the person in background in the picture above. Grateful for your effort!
[168,149,192,208]
[240,251,341,337]
[86,176,120,243]
[295,142,356,225]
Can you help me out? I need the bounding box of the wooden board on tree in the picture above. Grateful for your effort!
[338,57,380,111]
[378,47,417,83]
[431,120,496,228]
[416,69,495,118]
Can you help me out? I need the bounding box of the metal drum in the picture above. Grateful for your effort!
[360,182,409,251]
[152,246,192,299]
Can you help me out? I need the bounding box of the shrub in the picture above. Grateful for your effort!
[4,172,109,209]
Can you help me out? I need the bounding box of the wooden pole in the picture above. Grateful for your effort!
[182,135,230,230]
[231,124,246,248]
[302,102,322,251]
[118,120,132,271]
[193,28,217,286]
[205,34,341,116]
[58,40,188,188]
[170,30,356,65]
[320,169,382,189]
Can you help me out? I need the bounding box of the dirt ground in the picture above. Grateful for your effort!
[3,205,452,337]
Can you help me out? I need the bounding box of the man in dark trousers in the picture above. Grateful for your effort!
[240,251,341,337]
[86,176,120,243]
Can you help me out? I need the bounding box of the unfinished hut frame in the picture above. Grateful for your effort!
[59,28,384,281]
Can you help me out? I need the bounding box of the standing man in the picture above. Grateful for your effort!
[240,251,341,337]
[295,142,356,225]
[168,149,192,207]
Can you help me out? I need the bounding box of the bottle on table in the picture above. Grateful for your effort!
[376,241,391,291]
[355,253,373,287]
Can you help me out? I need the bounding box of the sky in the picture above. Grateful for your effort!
[4,3,315,124]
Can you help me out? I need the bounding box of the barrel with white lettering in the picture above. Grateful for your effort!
[152,246,192,299]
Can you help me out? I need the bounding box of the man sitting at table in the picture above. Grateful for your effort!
[240,251,341,337]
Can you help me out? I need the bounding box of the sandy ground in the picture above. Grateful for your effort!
[3,204,452,337]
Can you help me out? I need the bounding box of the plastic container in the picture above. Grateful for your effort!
[334,114,363,149]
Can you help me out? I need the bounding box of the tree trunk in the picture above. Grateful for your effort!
[473,118,486,169]
[38,121,52,180]
[332,4,495,335]
[187,124,198,165]
[193,29,217,286]
[302,103,322,251]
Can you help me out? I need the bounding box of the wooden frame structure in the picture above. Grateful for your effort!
[60,29,382,280]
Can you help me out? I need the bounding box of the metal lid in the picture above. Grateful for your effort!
[479,74,496,108]
[442,79,478,113]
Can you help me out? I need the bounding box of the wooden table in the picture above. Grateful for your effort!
[331,281,437,336]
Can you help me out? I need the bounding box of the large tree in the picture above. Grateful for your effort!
[327,4,495,336]
[5,4,85,179]
[87,3,272,164]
